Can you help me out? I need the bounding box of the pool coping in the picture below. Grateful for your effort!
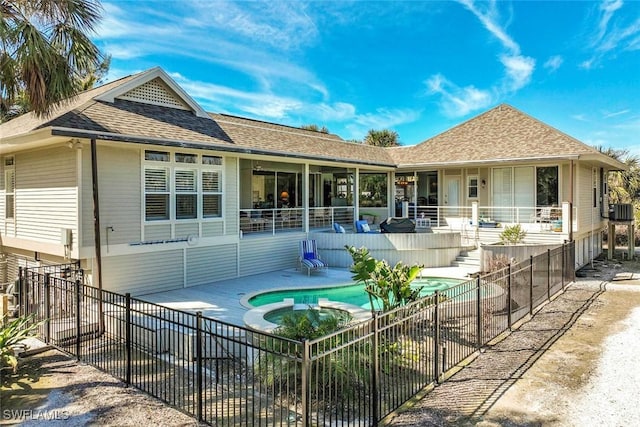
[243,298,372,333]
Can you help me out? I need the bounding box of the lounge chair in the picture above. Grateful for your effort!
[299,239,328,276]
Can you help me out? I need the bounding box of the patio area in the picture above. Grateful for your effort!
[140,265,476,326]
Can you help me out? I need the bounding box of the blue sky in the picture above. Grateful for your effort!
[94,0,639,155]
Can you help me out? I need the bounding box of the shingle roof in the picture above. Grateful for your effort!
[387,104,602,167]
[0,72,395,167]
[0,74,137,139]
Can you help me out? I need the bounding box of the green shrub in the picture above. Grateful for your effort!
[345,245,424,313]
[499,224,527,245]
[1,314,41,373]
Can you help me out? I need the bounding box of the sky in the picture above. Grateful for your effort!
[94,0,640,155]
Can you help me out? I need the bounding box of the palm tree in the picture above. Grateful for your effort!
[1,0,104,119]
[364,129,400,147]
[597,146,640,205]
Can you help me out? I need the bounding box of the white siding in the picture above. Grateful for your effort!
[145,224,172,240]
[102,249,183,294]
[225,158,238,234]
[576,163,596,234]
[175,222,199,238]
[202,222,224,236]
[15,148,78,245]
[81,143,142,247]
[186,244,237,286]
[238,234,304,276]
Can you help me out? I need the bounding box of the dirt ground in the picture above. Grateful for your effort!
[2,254,640,426]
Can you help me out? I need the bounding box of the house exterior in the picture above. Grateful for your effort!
[0,67,626,294]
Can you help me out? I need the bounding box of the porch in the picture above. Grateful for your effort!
[239,202,571,247]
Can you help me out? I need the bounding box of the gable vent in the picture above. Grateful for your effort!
[117,78,190,110]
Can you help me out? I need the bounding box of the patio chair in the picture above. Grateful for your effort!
[299,239,328,276]
[531,207,552,224]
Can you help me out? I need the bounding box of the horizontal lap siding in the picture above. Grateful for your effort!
[186,244,237,286]
[238,233,304,276]
[97,145,142,245]
[145,224,171,240]
[202,222,223,236]
[225,158,238,234]
[175,222,199,238]
[16,148,77,245]
[102,249,183,294]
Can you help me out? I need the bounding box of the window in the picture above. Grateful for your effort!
[536,166,558,206]
[145,168,169,220]
[143,150,223,221]
[175,170,197,219]
[467,176,478,199]
[202,171,222,217]
[4,156,15,220]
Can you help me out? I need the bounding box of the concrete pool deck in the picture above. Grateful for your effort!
[140,265,477,326]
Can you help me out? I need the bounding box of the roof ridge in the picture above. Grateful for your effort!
[211,113,352,143]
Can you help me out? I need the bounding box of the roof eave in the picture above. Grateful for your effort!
[49,127,396,168]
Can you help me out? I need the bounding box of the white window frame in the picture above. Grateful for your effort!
[467,175,479,199]
[4,156,15,220]
[142,150,224,223]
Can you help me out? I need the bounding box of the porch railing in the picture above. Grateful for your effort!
[239,207,355,235]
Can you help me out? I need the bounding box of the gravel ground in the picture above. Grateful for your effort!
[387,255,640,427]
[2,255,639,426]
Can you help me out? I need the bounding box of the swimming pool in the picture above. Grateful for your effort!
[246,277,466,310]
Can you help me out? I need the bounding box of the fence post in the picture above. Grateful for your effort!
[507,264,512,329]
[529,255,534,316]
[561,243,565,290]
[476,277,482,349]
[44,273,51,343]
[75,279,81,361]
[18,267,24,317]
[371,314,380,424]
[547,249,551,300]
[301,339,310,426]
[196,311,203,423]
[433,291,440,384]
[125,293,131,386]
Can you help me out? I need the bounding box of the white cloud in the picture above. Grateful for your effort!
[602,109,631,118]
[344,108,422,141]
[582,0,640,67]
[571,114,589,122]
[427,1,534,117]
[544,55,564,72]
[500,54,535,91]
[426,74,493,117]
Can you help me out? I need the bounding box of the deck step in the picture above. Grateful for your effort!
[451,248,481,269]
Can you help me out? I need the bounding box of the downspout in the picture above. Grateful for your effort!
[91,138,105,333]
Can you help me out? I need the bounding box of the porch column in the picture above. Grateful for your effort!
[303,163,309,233]
[388,171,395,219]
[562,202,571,235]
[471,201,479,226]
[355,168,360,226]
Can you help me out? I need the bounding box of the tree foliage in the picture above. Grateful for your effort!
[1,0,105,119]
[346,245,423,313]
[300,123,329,133]
[364,129,400,147]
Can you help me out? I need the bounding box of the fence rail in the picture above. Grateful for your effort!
[19,241,575,426]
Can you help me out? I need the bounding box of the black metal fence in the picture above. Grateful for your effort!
[19,241,574,426]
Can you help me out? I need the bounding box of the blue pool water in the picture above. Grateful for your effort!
[248,277,466,310]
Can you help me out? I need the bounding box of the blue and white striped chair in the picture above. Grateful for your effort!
[299,239,328,276]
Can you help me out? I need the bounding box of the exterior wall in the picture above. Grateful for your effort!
[102,249,184,294]
[238,233,305,276]
[2,146,79,255]
[312,231,462,268]
[81,143,142,250]
[186,244,237,286]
